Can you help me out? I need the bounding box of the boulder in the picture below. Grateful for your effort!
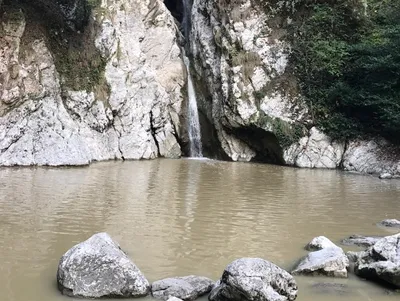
[292,247,349,278]
[151,275,214,301]
[354,233,400,288]
[379,219,400,228]
[306,236,338,251]
[57,233,150,298]
[209,258,298,301]
[341,235,381,247]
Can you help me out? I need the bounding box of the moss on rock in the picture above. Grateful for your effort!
[10,0,109,99]
[256,111,306,149]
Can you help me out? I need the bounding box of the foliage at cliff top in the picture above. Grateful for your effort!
[291,0,400,143]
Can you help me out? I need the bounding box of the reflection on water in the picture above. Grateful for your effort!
[0,159,399,301]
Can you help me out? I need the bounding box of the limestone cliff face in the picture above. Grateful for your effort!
[189,0,400,176]
[190,0,306,163]
[0,0,184,166]
[1,0,400,176]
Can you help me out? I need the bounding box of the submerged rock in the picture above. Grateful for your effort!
[306,236,338,251]
[354,233,400,288]
[310,282,350,296]
[57,232,150,298]
[378,219,400,228]
[151,275,214,301]
[341,235,381,247]
[292,247,349,278]
[209,258,298,301]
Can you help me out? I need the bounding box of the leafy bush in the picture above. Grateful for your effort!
[290,0,400,143]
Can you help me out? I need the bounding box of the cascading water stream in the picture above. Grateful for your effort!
[183,56,203,158]
[181,0,203,158]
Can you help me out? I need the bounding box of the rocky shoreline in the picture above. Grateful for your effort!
[57,219,400,300]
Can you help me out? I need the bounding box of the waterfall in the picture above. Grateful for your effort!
[183,56,203,157]
[182,0,203,158]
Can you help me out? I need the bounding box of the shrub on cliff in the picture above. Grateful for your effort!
[291,0,400,143]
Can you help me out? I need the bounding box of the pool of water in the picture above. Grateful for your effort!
[0,159,399,301]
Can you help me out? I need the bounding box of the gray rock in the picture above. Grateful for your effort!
[152,275,214,301]
[346,251,363,263]
[341,235,381,247]
[379,173,393,179]
[292,247,349,278]
[209,258,298,301]
[306,236,338,251]
[286,127,345,169]
[340,140,400,176]
[57,232,150,298]
[355,233,400,288]
[0,2,184,166]
[379,219,400,228]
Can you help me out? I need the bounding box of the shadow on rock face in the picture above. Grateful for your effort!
[164,0,184,23]
[4,0,90,31]
[229,126,285,165]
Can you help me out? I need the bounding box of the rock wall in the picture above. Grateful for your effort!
[189,0,400,176]
[190,0,308,163]
[0,0,184,166]
[1,0,400,176]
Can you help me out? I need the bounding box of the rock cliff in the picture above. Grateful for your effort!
[0,0,184,165]
[189,0,400,176]
[1,0,400,175]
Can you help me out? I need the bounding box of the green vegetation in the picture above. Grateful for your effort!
[257,112,306,149]
[45,0,109,98]
[49,31,108,93]
[290,0,400,143]
[56,0,106,93]
[87,0,102,8]
[12,0,109,96]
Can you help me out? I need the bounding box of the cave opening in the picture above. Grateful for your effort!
[164,0,184,24]
[230,126,285,165]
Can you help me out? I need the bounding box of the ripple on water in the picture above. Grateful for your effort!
[0,160,400,301]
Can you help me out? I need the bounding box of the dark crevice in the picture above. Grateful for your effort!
[228,126,285,165]
[338,139,349,169]
[198,110,231,161]
[164,0,184,24]
[149,110,161,157]
[4,0,91,31]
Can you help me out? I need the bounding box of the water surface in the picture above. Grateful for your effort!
[0,159,399,301]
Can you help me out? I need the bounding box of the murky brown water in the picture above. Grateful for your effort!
[0,159,399,301]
